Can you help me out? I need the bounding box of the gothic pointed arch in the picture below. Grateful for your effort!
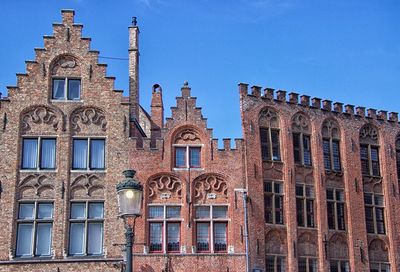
[18,174,55,199]
[298,232,317,257]
[259,107,279,128]
[70,173,104,199]
[265,229,286,255]
[369,238,389,263]
[292,112,311,134]
[329,233,349,259]
[359,124,379,145]
[322,118,340,139]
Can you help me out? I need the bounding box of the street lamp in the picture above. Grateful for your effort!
[116,170,143,272]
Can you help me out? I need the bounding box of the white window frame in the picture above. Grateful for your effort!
[172,144,203,170]
[71,137,106,172]
[21,136,57,172]
[51,77,81,101]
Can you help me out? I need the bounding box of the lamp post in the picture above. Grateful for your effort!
[116,170,143,272]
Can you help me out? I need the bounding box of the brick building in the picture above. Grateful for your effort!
[0,9,399,272]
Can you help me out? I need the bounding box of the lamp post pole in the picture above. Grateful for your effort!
[125,225,134,272]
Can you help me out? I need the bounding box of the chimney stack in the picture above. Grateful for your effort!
[151,84,164,137]
[129,17,140,120]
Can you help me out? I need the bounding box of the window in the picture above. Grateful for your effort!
[22,138,56,170]
[323,139,341,172]
[360,145,380,176]
[370,263,390,272]
[72,138,105,170]
[16,202,53,257]
[298,257,317,272]
[195,205,228,253]
[148,205,181,253]
[330,260,350,272]
[364,193,385,234]
[264,181,284,225]
[69,202,104,256]
[293,133,312,166]
[296,184,315,228]
[266,255,286,272]
[326,189,346,231]
[52,78,81,100]
[260,128,281,161]
[174,146,201,168]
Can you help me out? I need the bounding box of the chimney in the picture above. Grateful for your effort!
[129,17,140,120]
[151,84,164,133]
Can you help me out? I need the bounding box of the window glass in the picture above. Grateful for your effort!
[68,79,81,100]
[213,206,228,218]
[332,140,341,171]
[271,130,281,161]
[303,135,312,166]
[264,182,273,193]
[213,223,227,251]
[19,203,34,219]
[260,128,270,161]
[274,183,283,194]
[326,189,334,200]
[306,186,315,198]
[71,203,86,219]
[149,206,164,219]
[37,203,53,219]
[52,79,65,99]
[39,139,56,169]
[167,223,180,251]
[87,223,103,254]
[296,185,304,196]
[166,206,180,218]
[196,223,210,251]
[149,223,162,252]
[16,224,33,256]
[88,203,104,219]
[69,223,85,255]
[22,139,38,169]
[189,147,201,168]
[73,139,88,169]
[90,139,105,169]
[323,140,331,170]
[195,206,210,219]
[293,133,301,164]
[175,147,186,167]
[35,223,52,256]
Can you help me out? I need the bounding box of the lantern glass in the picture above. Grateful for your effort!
[117,188,142,216]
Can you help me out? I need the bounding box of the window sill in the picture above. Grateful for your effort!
[70,169,107,174]
[295,164,313,169]
[362,175,382,179]
[50,99,83,103]
[173,168,204,171]
[12,256,53,260]
[297,226,317,230]
[19,169,57,173]
[325,170,343,175]
[262,160,283,164]
[265,223,286,227]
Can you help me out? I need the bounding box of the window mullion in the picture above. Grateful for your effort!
[163,206,167,253]
[186,146,189,168]
[334,198,338,230]
[85,202,88,255]
[368,145,373,176]
[268,128,273,161]
[87,138,91,170]
[37,137,41,170]
[64,78,68,99]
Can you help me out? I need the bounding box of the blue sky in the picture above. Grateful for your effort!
[1,0,399,141]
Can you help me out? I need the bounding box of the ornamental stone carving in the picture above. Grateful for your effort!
[174,129,200,144]
[148,175,182,201]
[369,239,389,262]
[194,174,228,203]
[360,124,379,144]
[329,233,349,259]
[21,106,60,133]
[51,55,78,75]
[292,112,310,133]
[70,174,104,198]
[259,108,279,128]
[322,119,340,139]
[71,107,107,133]
[18,174,55,199]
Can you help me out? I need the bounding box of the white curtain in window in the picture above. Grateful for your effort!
[16,224,33,256]
[73,140,88,169]
[68,79,81,100]
[52,79,65,99]
[22,139,38,169]
[35,223,52,256]
[87,223,103,254]
[40,139,56,169]
[69,223,85,255]
[90,140,105,169]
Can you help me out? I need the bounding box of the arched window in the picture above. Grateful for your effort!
[329,234,349,272]
[292,113,312,166]
[259,108,281,161]
[369,239,390,272]
[322,119,341,172]
[297,233,318,272]
[50,55,81,101]
[173,129,202,169]
[265,230,286,272]
[359,125,380,176]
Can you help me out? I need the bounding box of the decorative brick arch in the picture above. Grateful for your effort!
[70,174,104,199]
[292,112,311,133]
[70,106,107,134]
[258,107,279,128]
[297,232,317,257]
[20,104,65,133]
[18,174,55,199]
[329,233,349,259]
[265,229,286,255]
[322,118,341,139]
[173,127,202,145]
[369,238,389,263]
[193,173,228,204]
[49,54,81,76]
[147,173,183,203]
[359,124,379,145]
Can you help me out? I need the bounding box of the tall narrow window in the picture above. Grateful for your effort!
[364,193,385,234]
[329,260,350,272]
[359,125,380,176]
[326,189,346,231]
[296,184,315,228]
[298,257,318,272]
[195,205,228,253]
[16,202,54,257]
[52,78,81,100]
[292,113,312,166]
[264,181,284,225]
[259,108,281,161]
[69,202,104,255]
[322,119,341,172]
[174,146,201,169]
[72,138,105,170]
[266,255,286,272]
[22,138,56,170]
[148,205,181,253]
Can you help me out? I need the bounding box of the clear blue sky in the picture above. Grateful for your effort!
[1,0,399,141]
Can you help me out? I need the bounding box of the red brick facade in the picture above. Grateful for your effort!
[0,9,399,272]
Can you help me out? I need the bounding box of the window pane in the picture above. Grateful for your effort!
[296,185,304,196]
[265,255,275,272]
[149,206,164,219]
[332,141,341,171]
[376,208,385,234]
[323,140,331,170]
[341,261,350,272]
[274,183,283,194]
[337,203,346,231]
[264,182,273,193]
[306,186,315,198]
[69,223,85,255]
[87,223,103,255]
[22,139,38,169]
[189,147,201,168]
[365,207,375,233]
[214,223,227,252]
[167,223,180,252]
[88,203,104,219]
[38,203,53,219]
[68,79,81,100]
[16,224,33,256]
[73,139,88,169]
[71,203,86,219]
[149,223,162,252]
[90,139,105,169]
[264,195,273,224]
[336,190,344,202]
[277,256,286,272]
[375,195,384,206]
[364,193,373,205]
[298,258,307,272]
[213,206,228,218]
[35,223,52,256]
[326,189,334,200]
[271,130,281,161]
[330,260,339,272]
[293,133,301,163]
[195,206,210,219]
[40,139,56,169]
[306,199,315,227]
[303,135,312,166]
[309,259,318,272]
[175,147,186,167]
[275,195,284,224]
[260,128,271,161]
[327,202,335,229]
[52,79,65,99]
[166,206,181,218]
[296,199,304,227]
[196,223,209,252]
[19,203,35,219]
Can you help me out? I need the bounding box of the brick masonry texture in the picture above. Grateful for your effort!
[0,9,400,272]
